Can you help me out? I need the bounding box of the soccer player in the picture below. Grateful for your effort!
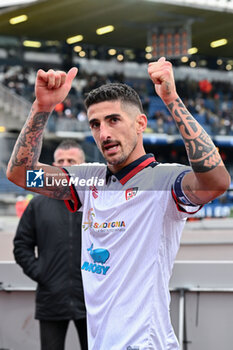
[7,57,230,350]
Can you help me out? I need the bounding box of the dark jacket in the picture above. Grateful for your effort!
[13,195,86,321]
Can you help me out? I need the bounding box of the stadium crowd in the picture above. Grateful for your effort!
[1,64,233,136]
[0,62,232,213]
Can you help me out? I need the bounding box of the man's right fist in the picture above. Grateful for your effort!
[34,67,78,111]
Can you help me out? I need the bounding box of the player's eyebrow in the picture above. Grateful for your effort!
[89,113,121,125]
[104,113,121,119]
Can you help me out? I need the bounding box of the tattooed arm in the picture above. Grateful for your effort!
[7,68,78,200]
[148,57,231,205]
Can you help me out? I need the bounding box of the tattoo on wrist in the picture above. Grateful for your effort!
[168,98,222,173]
[165,82,171,96]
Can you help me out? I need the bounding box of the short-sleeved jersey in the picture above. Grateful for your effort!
[64,154,200,350]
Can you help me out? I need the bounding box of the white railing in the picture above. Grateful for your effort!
[0,83,31,124]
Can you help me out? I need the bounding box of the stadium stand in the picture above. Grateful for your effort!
[1,62,233,137]
[0,60,233,214]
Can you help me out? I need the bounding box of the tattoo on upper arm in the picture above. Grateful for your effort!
[168,98,222,172]
[10,111,50,172]
[53,186,72,200]
[43,183,71,200]
[45,174,71,200]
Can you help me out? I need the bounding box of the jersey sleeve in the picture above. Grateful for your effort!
[155,163,202,220]
[171,169,203,215]
[61,167,82,213]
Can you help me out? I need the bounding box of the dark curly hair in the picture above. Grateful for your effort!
[84,83,143,113]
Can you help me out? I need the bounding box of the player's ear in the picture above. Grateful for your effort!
[136,114,147,134]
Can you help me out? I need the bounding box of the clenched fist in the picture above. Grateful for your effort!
[35,67,78,111]
[148,57,178,105]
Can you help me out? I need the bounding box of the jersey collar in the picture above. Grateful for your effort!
[106,153,157,185]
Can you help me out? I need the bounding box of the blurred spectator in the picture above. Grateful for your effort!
[199,79,213,94]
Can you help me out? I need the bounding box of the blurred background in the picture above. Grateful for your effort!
[0,1,233,349]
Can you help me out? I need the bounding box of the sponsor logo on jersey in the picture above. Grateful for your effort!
[125,187,138,201]
[83,208,126,232]
[127,346,140,350]
[81,243,110,276]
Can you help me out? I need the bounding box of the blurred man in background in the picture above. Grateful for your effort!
[13,140,88,350]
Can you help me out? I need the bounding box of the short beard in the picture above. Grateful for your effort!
[106,139,137,166]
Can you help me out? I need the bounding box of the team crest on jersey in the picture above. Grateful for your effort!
[125,187,138,201]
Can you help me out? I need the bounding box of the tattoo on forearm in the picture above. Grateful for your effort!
[168,98,222,173]
[10,111,50,172]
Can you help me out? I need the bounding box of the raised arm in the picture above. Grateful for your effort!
[6,67,78,199]
[148,57,231,205]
